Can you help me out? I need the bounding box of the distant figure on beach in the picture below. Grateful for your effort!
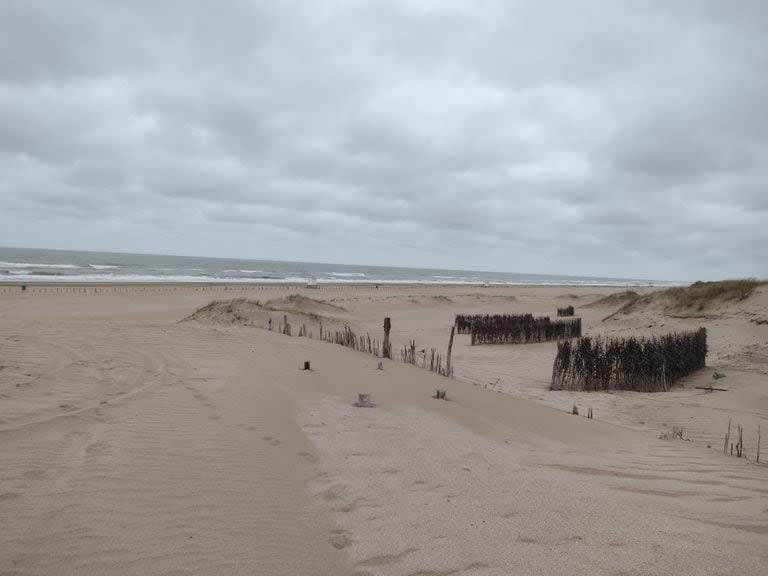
[21,284,26,292]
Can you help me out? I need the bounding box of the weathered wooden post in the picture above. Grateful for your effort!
[446,325,455,377]
[383,317,391,359]
[303,361,311,371]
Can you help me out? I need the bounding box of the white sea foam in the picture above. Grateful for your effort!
[0,273,311,284]
[0,261,82,269]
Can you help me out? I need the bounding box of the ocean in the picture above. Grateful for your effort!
[0,246,677,287]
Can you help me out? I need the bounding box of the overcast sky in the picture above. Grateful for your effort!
[0,1,765,281]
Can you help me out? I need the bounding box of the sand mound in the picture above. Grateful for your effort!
[662,280,766,313]
[601,281,767,319]
[185,298,269,326]
[264,294,348,317]
[185,296,348,334]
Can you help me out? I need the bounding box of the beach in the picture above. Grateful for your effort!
[1,282,766,575]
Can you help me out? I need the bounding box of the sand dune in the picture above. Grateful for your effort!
[0,283,766,574]
[185,294,351,339]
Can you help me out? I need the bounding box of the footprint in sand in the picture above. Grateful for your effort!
[328,529,353,549]
[320,483,347,502]
[85,442,104,456]
[23,469,46,479]
[297,451,319,463]
[357,548,418,568]
[262,435,281,446]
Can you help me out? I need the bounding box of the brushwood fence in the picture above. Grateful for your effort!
[551,328,707,392]
[454,314,482,334]
[465,314,582,345]
[557,305,575,317]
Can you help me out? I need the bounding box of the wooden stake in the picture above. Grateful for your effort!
[446,325,455,378]
[383,317,391,359]
[356,393,371,408]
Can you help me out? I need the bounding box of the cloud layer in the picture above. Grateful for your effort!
[1,0,766,280]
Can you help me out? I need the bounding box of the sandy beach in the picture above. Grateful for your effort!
[1,282,766,575]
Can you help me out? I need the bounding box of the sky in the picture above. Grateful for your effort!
[0,1,766,282]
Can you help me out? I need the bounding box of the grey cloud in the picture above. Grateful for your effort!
[0,0,766,280]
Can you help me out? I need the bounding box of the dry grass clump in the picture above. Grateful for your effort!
[659,426,688,441]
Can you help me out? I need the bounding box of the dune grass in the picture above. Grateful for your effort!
[584,290,641,309]
[665,279,766,311]
[599,280,766,319]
